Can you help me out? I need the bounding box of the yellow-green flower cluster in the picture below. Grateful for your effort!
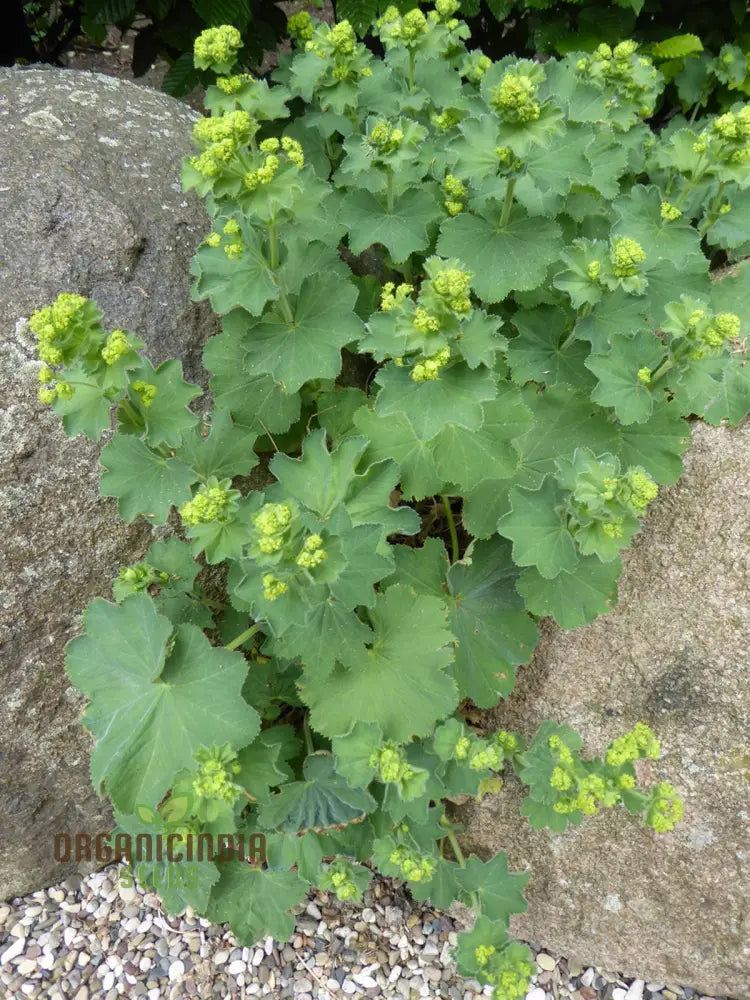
[433,0,459,21]
[369,742,416,784]
[254,502,294,553]
[37,363,73,405]
[637,366,652,384]
[193,25,242,72]
[462,51,492,84]
[490,71,541,124]
[484,944,535,1000]
[288,11,314,43]
[101,329,132,365]
[475,945,497,967]
[215,73,253,95]
[296,533,327,569]
[660,200,682,221]
[308,19,356,58]
[469,744,503,771]
[624,469,659,512]
[262,573,288,600]
[377,6,428,45]
[431,108,463,131]
[30,292,90,366]
[609,237,647,277]
[193,110,255,149]
[190,138,237,179]
[413,307,441,333]
[388,844,436,882]
[325,860,361,901]
[454,735,471,759]
[493,730,521,755]
[380,282,414,311]
[411,346,450,382]
[180,479,235,526]
[646,782,685,833]
[442,174,466,216]
[576,41,660,119]
[605,722,661,766]
[432,267,472,313]
[244,154,279,191]
[192,744,242,804]
[705,106,750,165]
[369,120,404,155]
[495,145,523,172]
[131,380,158,408]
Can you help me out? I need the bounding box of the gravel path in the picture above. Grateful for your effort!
[0,866,731,1000]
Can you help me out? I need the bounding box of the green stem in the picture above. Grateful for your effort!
[443,821,481,912]
[119,398,145,429]
[225,623,260,651]
[441,495,459,563]
[386,168,394,214]
[698,181,727,236]
[303,714,314,755]
[650,355,675,383]
[499,177,516,227]
[560,328,578,351]
[408,49,416,93]
[268,220,279,271]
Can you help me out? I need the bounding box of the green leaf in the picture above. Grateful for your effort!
[258,754,377,832]
[409,857,464,909]
[100,435,196,524]
[335,0,378,34]
[301,586,458,741]
[235,274,362,392]
[175,409,258,482]
[706,187,750,251]
[373,362,497,441]
[268,429,367,518]
[113,809,220,914]
[391,537,538,706]
[454,854,529,925]
[204,322,301,434]
[265,831,323,881]
[207,863,308,944]
[651,34,703,59]
[497,477,579,579]
[236,733,294,804]
[437,204,563,304]
[162,53,201,99]
[702,360,750,426]
[333,721,381,788]
[191,226,279,317]
[52,363,113,440]
[516,555,621,629]
[612,185,703,269]
[121,358,200,449]
[446,539,539,706]
[341,188,441,263]
[66,596,260,812]
[271,597,371,682]
[585,329,667,424]
[507,307,595,388]
[354,407,444,500]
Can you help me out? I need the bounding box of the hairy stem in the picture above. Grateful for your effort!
[386,167,395,214]
[303,714,315,755]
[408,49,416,93]
[225,623,261,651]
[441,495,459,562]
[499,177,516,228]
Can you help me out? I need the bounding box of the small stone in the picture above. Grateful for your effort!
[168,960,185,982]
[527,989,546,1000]
[341,981,356,995]
[213,950,229,965]
[0,937,25,963]
[73,989,89,1000]
[353,974,377,988]
[626,982,645,1000]
[17,959,37,976]
[537,952,556,972]
[228,960,245,975]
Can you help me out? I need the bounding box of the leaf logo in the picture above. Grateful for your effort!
[134,790,195,828]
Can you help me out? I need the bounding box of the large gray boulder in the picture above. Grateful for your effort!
[459,418,750,998]
[0,67,216,900]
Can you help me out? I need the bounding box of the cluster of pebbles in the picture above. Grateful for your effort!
[0,866,733,1000]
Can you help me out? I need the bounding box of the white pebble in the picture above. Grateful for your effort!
[102,971,115,990]
[118,885,137,904]
[626,981,645,1000]
[613,990,627,1000]
[389,965,402,982]
[213,950,229,964]
[0,937,25,964]
[264,936,274,955]
[353,974,377,988]
[526,989,546,1000]
[39,952,55,971]
[581,968,596,987]
[253,948,264,966]
[536,952,556,972]
[17,959,37,976]
[341,980,356,994]
[169,959,185,981]
[228,960,246,975]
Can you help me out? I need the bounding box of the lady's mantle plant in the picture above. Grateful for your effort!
[30,6,750,997]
